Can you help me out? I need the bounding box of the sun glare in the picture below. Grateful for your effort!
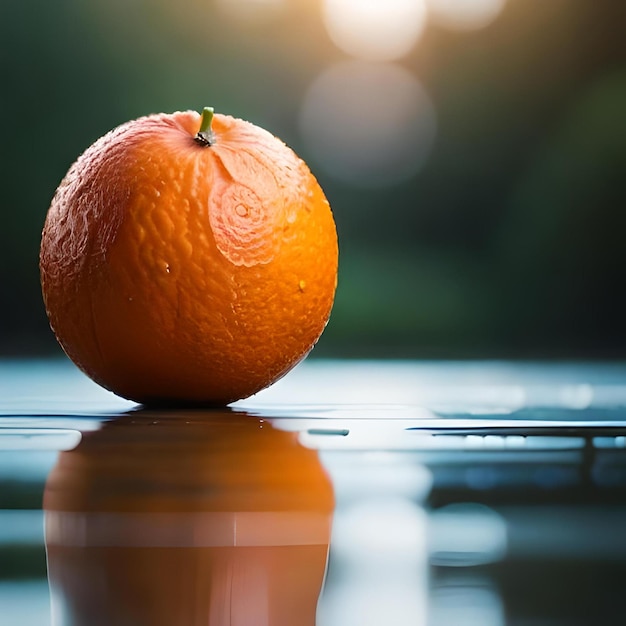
[427,0,506,30]
[323,0,428,62]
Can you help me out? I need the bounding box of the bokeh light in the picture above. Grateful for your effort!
[323,0,428,62]
[427,0,507,31]
[298,61,436,187]
[216,0,285,22]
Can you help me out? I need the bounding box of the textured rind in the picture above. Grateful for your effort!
[40,111,338,405]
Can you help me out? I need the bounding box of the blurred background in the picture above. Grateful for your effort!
[1,0,625,360]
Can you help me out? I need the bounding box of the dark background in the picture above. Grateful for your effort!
[1,0,625,359]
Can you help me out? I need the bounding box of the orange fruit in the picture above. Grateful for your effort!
[40,108,338,405]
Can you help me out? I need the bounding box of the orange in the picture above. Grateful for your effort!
[40,108,338,405]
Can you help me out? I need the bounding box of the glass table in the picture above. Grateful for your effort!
[2,357,626,625]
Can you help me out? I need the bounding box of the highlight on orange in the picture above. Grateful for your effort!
[44,411,334,626]
[40,108,338,406]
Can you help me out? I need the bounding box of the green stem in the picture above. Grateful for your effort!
[195,107,215,146]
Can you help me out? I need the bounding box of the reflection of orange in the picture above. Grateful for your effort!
[44,411,334,626]
[40,109,338,405]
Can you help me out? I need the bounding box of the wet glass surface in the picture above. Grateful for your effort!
[3,358,626,625]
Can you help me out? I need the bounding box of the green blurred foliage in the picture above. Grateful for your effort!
[0,0,624,358]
